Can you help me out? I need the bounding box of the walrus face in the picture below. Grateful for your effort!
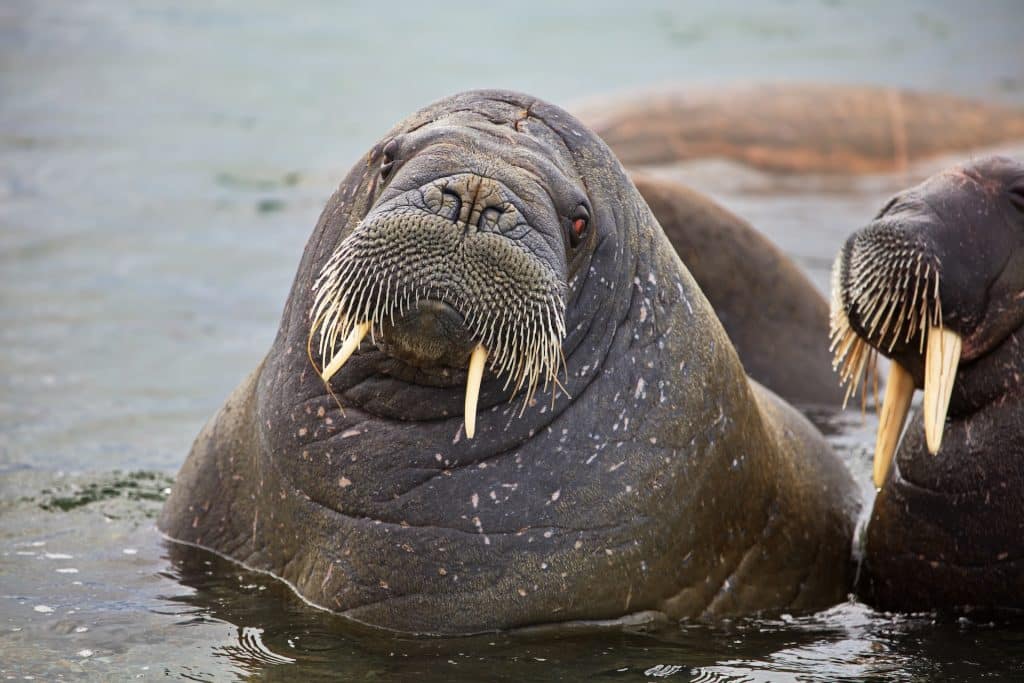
[309,122,594,436]
[830,156,1024,486]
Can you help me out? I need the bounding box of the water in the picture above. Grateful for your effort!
[2,1,1023,679]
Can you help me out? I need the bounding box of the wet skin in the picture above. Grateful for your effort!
[633,172,842,405]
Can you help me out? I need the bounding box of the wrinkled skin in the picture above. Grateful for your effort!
[159,90,858,635]
[834,156,1024,611]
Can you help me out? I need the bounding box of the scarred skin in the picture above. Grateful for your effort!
[576,84,1024,174]
[159,90,858,635]
[837,157,1024,611]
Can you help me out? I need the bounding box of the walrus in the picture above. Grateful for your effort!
[159,90,858,635]
[575,84,1024,174]
[829,156,1024,611]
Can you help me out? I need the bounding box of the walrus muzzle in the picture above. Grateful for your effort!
[310,172,567,437]
[830,157,1024,487]
[829,218,957,487]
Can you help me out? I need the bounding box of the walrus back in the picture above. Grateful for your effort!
[577,84,1024,174]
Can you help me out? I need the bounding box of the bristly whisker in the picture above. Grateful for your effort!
[829,243,943,411]
[308,227,569,411]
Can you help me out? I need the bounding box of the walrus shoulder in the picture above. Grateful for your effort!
[634,171,840,405]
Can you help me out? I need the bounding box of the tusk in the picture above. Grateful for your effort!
[873,361,915,488]
[464,344,488,439]
[923,325,962,454]
[321,322,370,382]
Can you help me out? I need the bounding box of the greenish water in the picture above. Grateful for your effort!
[2,1,1024,679]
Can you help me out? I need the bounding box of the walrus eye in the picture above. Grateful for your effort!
[380,139,399,180]
[569,205,590,246]
[1010,185,1024,212]
[875,194,900,219]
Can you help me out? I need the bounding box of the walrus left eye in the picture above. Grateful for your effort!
[380,139,399,180]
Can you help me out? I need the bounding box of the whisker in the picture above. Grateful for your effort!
[308,222,568,413]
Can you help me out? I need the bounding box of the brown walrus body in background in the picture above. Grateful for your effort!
[591,84,1024,406]
[578,84,1024,174]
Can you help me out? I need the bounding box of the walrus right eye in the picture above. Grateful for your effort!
[380,139,399,180]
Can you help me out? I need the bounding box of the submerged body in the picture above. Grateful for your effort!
[159,90,857,634]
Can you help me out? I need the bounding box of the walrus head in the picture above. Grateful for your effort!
[308,120,595,435]
[830,155,1024,486]
[274,91,652,458]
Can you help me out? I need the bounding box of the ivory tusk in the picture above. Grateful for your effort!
[873,361,915,488]
[923,325,962,454]
[464,344,488,439]
[321,322,370,382]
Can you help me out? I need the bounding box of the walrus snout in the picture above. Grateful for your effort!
[836,215,937,364]
[375,299,478,369]
[834,156,1024,370]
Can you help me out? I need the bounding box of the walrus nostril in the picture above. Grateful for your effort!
[440,190,462,222]
[478,207,503,231]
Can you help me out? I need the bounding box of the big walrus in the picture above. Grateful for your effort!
[159,90,858,634]
[830,156,1024,612]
